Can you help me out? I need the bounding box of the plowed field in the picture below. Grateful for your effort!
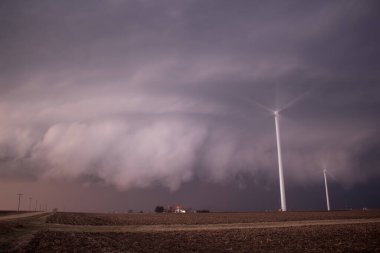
[46,210,380,226]
[2,210,380,252]
[27,223,380,253]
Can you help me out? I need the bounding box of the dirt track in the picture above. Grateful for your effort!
[0,212,46,221]
[0,213,51,253]
[47,217,380,233]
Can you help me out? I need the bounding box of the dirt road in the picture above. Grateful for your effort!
[46,217,380,233]
[0,213,51,252]
[0,212,46,221]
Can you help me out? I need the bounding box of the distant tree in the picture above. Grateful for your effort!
[155,206,165,213]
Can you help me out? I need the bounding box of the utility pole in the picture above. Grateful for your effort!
[35,200,38,211]
[17,193,23,212]
[29,197,32,211]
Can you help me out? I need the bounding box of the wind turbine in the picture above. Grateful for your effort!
[17,193,23,212]
[243,98,288,211]
[242,87,314,212]
[274,110,287,211]
[323,168,331,211]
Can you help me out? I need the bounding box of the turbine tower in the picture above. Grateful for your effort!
[17,193,23,212]
[274,111,287,211]
[323,168,331,211]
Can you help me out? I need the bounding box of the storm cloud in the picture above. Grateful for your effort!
[1,0,380,205]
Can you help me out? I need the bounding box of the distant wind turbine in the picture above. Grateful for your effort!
[323,168,331,211]
[17,193,23,212]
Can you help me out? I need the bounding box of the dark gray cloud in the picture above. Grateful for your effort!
[0,0,379,211]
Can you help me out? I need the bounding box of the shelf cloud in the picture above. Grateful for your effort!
[1,0,380,194]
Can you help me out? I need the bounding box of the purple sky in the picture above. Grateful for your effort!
[1,0,380,212]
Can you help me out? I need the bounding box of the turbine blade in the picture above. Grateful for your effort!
[243,96,273,114]
[278,89,313,113]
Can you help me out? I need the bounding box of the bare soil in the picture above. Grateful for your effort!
[2,211,380,252]
[46,210,380,226]
[0,213,51,253]
[26,223,380,253]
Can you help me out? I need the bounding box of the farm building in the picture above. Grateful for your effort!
[168,204,187,213]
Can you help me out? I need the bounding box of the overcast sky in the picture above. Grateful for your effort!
[1,0,380,212]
